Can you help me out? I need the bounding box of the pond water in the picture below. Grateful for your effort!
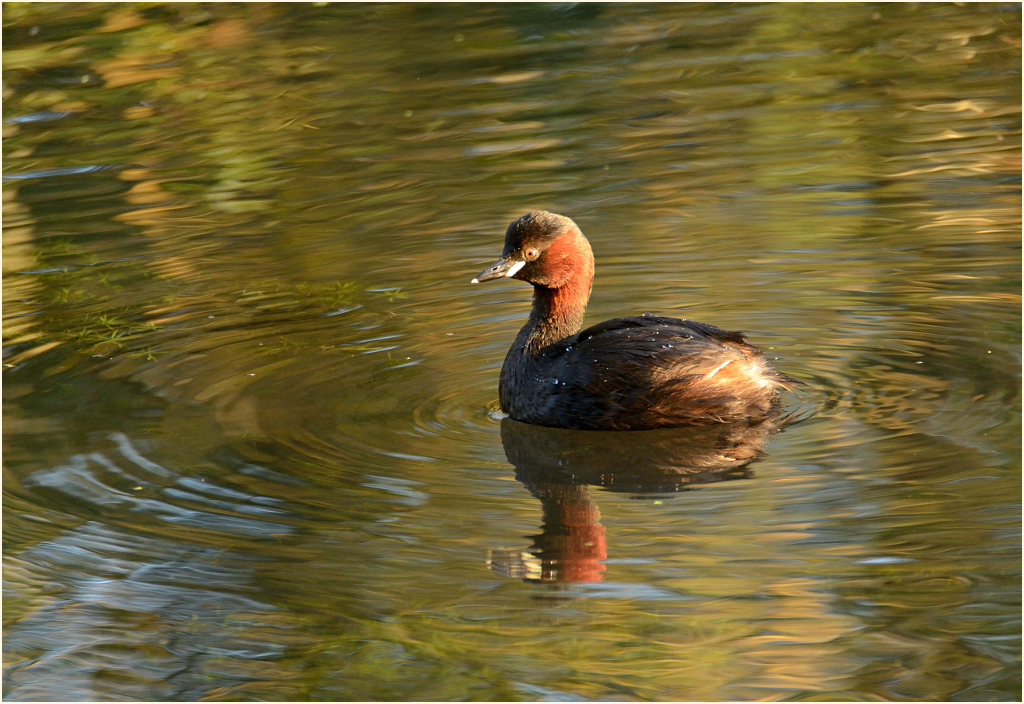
[3,3,1020,701]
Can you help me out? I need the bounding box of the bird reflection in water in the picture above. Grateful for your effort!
[489,416,791,585]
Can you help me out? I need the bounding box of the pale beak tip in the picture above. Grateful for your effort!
[470,277,480,284]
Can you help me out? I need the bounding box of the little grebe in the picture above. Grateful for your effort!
[472,211,795,430]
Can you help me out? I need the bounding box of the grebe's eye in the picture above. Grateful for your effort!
[523,247,540,261]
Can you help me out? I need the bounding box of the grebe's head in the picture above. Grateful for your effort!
[472,211,593,289]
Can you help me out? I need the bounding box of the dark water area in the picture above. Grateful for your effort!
[3,3,1020,701]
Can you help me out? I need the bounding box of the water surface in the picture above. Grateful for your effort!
[3,3,1020,701]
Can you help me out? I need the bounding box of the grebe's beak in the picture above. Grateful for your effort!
[471,258,525,284]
